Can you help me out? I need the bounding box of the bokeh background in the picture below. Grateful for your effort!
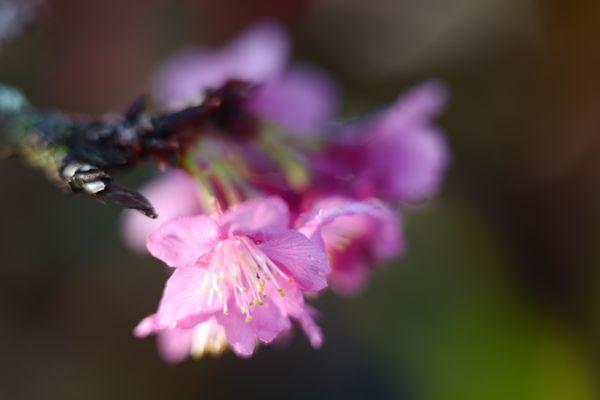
[1,0,600,399]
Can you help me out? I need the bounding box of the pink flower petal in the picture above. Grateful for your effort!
[224,20,289,84]
[378,80,449,132]
[151,48,220,108]
[215,310,256,358]
[133,315,157,338]
[152,20,289,108]
[121,170,200,253]
[362,126,450,202]
[221,196,290,238]
[249,295,292,344]
[298,198,391,243]
[215,298,293,356]
[250,64,339,136]
[269,281,323,348]
[258,231,329,292]
[157,328,194,365]
[147,215,219,268]
[155,267,222,329]
[295,304,323,349]
[327,254,371,295]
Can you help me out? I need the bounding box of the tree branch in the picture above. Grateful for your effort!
[0,80,256,218]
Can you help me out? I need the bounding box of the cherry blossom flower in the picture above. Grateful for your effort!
[317,80,450,203]
[135,197,328,358]
[298,197,403,294]
[152,20,338,136]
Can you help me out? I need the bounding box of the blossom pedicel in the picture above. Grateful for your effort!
[123,20,450,362]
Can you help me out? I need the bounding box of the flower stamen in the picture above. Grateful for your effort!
[204,236,289,321]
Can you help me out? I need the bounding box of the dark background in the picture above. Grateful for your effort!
[1,0,599,398]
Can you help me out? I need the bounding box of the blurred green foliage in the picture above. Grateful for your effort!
[345,199,595,399]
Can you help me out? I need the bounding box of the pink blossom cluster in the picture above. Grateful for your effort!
[122,21,450,363]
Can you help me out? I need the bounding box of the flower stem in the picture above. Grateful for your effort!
[181,154,219,214]
[258,136,310,191]
[212,160,240,206]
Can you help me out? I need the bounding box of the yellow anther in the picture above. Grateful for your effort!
[277,289,286,297]
[253,300,265,306]
[245,316,252,323]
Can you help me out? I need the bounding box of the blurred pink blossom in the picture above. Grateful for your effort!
[152,20,339,136]
[317,81,450,203]
[298,197,403,294]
